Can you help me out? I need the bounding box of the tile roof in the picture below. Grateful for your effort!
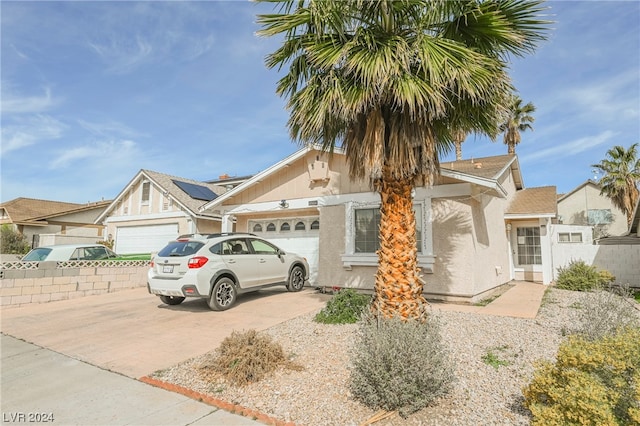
[142,170,227,217]
[506,186,557,216]
[0,198,108,223]
[440,154,516,180]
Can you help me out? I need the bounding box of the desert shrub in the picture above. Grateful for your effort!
[314,288,371,324]
[555,260,614,291]
[0,225,30,255]
[573,286,640,341]
[349,313,455,418]
[201,329,301,386]
[523,327,640,426]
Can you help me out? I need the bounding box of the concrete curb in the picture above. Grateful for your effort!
[139,376,296,426]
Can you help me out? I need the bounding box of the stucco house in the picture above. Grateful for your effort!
[95,170,230,254]
[0,198,111,248]
[557,180,628,239]
[96,146,558,302]
[194,146,557,303]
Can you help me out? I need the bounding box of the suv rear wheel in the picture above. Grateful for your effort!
[208,277,237,311]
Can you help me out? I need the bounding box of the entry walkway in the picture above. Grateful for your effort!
[430,281,547,319]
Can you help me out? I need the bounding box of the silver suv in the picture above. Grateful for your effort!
[147,233,309,310]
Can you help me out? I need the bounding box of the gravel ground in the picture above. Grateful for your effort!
[152,288,640,426]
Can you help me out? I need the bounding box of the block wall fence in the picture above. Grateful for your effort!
[0,261,148,308]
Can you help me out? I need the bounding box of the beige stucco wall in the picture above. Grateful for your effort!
[316,193,512,303]
[558,183,627,236]
[226,151,369,206]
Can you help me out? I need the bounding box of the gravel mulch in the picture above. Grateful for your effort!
[150,288,640,426]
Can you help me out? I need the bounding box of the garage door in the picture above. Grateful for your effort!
[115,224,179,254]
[249,218,319,285]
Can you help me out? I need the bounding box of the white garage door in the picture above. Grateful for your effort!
[249,218,319,285]
[115,224,179,254]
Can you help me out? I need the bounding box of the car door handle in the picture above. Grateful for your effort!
[227,259,236,264]
[259,259,266,263]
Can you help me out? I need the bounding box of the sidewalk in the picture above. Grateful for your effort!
[430,281,547,319]
[1,334,261,425]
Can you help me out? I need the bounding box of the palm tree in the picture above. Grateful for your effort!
[592,143,640,227]
[257,0,549,320]
[453,129,467,161]
[500,94,536,154]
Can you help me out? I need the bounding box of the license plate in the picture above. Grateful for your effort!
[162,265,174,273]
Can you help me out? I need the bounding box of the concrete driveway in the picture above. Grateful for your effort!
[1,286,330,378]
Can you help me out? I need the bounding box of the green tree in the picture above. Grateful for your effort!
[0,224,30,255]
[592,143,640,227]
[500,94,536,154]
[257,0,549,320]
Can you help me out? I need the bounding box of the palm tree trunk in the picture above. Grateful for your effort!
[507,143,516,155]
[372,167,427,320]
[455,142,463,160]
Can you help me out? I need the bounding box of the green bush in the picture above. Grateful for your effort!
[314,288,371,324]
[523,327,640,426]
[349,313,455,418]
[555,260,615,291]
[0,225,30,255]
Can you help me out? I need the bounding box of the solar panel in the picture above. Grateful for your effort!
[172,180,218,201]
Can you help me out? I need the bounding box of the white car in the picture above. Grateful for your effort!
[22,244,118,261]
[147,233,309,311]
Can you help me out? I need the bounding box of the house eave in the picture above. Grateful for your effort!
[504,213,556,220]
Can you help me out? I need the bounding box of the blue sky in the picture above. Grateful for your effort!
[1,1,639,204]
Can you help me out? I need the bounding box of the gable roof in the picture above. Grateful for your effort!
[95,169,227,223]
[440,154,523,197]
[200,147,525,212]
[557,179,600,202]
[505,186,557,219]
[0,198,110,225]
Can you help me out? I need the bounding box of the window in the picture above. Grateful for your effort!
[221,239,249,255]
[280,222,290,231]
[517,227,541,265]
[295,221,306,231]
[266,223,276,232]
[249,239,279,255]
[587,209,612,225]
[310,220,320,230]
[354,205,422,253]
[253,223,263,232]
[141,181,150,205]
[558,232,583,243]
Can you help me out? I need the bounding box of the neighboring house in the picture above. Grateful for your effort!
[195,146,557,303]
[95,170,229,254]
[0,198,111,248]
[557,180,627,239]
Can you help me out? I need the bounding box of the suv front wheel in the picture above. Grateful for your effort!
[287,265,305,292]
[208,277,237,311]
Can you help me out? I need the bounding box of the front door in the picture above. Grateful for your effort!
[248,238,288,285]
[220,238,261,288]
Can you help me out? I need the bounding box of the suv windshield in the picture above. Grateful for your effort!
[158,241,204,257]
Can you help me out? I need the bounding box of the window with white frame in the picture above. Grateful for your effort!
[558,232,583,243]
[517,227,541,265]
[354,204,422,253]
[141,181,151,205]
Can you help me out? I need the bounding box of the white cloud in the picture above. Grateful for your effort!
[49,139,140,170]
[88,35,153,74]
[1,115,66,155]
[77,119,147,139]
[521,130,617,163]
[1,87,58,114]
